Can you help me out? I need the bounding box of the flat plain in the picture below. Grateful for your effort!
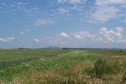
[0,49,126,84]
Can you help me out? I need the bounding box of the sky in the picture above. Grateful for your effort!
[0,0,126,48]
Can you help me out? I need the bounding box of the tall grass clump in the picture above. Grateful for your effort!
[94,58,107,78]
[85,58,112,79]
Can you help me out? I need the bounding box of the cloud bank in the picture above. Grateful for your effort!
[0,37,14,42]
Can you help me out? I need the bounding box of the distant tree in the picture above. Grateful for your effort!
[119,50,122,52]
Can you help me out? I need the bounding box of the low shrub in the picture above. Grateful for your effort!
[94,58,107,78]
[86,58,112,79]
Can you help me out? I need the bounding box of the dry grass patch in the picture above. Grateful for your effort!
[10,77,26,84]
[66,60,93,76]
[0,80,5,84]
[27,71,56,84]
[107,57,126,73]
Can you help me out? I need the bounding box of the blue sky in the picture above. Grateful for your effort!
[0,0,126,48]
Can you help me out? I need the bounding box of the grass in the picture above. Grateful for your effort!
[0,49,71,68]
[0,49,126,84]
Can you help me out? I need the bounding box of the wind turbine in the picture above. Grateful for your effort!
[28,41,31,48]
[18,40,21,48]
[40,41,43,48]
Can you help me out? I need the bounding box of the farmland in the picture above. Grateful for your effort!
[0,49,126,84]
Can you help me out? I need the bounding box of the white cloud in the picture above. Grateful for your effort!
[0,37,14,42]
[96,0,126,5]
[0,2,38,16]
[58,27,126,45]
[89,5,119,22]
[57,6,83,17]
[34,39,40,42]
[0,38,7,42]
[25,29,30,32]
[99,27,125,43]
[60,32,70,38]
[115,27,124,33]
[74,34,82,39]
[40,27,126,48]
[57,0,82,4]
[70,6,83,11]
[56,0,86,17]
[20,32,24,34]
[20,29,30,35]
[57,7,72,17]
[15,2,39,15]
[57,7,69,14]
[35,19,54,27]
[87,0,126,23]
[73,31,95,40]
[8,37,15,40]
[70,0,82,4]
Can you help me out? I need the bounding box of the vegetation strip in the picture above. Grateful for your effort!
[0,49,126,84]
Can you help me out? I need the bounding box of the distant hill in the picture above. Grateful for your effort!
[47,46,61,49]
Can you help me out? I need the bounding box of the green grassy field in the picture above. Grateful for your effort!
[0,49,126,84]
[0,49,71,68]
